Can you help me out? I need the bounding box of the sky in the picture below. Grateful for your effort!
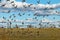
[0,0,60,28]
[0,0,60,20]
[15,0,60,21]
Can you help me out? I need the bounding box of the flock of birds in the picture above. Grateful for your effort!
[0,0,60,28]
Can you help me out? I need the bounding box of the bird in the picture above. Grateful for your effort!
[15,24,18,28]
[7,0,10,1]
[14,5,17,8]
[28,4,33,7]
[22,22,24,24]
[0,0,1,2]
[34,17,37,19]
[28,14,31,16]
[11,1,14,3]
[1,4,6,7]
[53,17,55,19]
[12,14,15,16]
[47,0,51,4]
[9,15,12,18]
[2,16,6,20]
[39,23,41,25]
[12,4,17,8]
[37,0,40,4]
[11,18,13,20]
[43,16,45,18]
[22,0,26,2]
[47,22,49,24]
[34,7,36,9]
[23,13,25,15]
[7,10,10,13]
[10,22,12,25]
[18,13,22,16]
[13,15,16,18]
[23,5,27,8]
[7,19,9,21]
[14,20,16,22]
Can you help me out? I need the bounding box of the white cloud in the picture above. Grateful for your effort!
[41,18,53,22]
[0,10,10,13]
[0,1,60,12]
[0,18,7,22]
[0,0,60,16]
[14,18,37,23]
[34,10,60,16]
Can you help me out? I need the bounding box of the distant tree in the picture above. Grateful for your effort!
[15,24,19,28]
[27,25,33,28]
[39,23,43,28]
[7,19,12,28]
[50,24,56,28]
[1,27,4,28]
[9,22,12,28]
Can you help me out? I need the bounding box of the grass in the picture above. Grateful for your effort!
[0,28,60,40]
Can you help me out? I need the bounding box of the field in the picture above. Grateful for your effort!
[0,28,60,40]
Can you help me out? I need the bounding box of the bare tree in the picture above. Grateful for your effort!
[15,24,19,28]
[27,25,33,28]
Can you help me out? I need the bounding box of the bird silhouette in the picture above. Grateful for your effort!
[13,15,16,18]
[1,4,6,7]
[2,16,6,20]
[0,0,1,2]
[18,13,22,16]
[12,14,15,16]
[28,4,33,7]
[34,17,37,19]
[23,13,25,15]
[28,14,31,16]
[37,0,40,4]
[22,22,24,24]
[47,0,51,4]
[53,17,55,19]
[11,18,13,20]
[9,15,12,18]
[22,0,26,2]
[7,10,10,13]
[23,5,27,8]
[11,1,14,3]
[7,0,10,1]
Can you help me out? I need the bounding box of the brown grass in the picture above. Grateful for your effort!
[0,28,60,40]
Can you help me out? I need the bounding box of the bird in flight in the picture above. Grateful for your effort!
[47,0,51,4]
[22,0,26,2]
[37,0,40,4]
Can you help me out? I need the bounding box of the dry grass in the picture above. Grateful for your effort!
[0,28,60,40]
